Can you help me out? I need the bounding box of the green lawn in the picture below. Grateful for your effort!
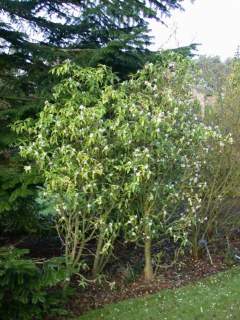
[78,267,240,320]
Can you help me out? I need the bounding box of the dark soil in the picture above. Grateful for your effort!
[2,234,240,319]
[67,254,231,318]
[65,236,240,318]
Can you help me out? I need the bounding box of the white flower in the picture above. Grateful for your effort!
[193,177,198,183]
[24,165,31,172]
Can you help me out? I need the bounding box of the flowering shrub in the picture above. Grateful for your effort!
[14,64,120,277]
[14,53,231,281]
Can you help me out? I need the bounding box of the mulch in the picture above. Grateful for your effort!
[67,253,231,317]
[1,234,239,319]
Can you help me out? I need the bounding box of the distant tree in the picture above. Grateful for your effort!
[194,55,231,98]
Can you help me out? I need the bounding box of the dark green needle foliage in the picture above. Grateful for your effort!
[0,246,71,320]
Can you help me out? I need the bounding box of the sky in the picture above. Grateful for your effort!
[150,0,240,60]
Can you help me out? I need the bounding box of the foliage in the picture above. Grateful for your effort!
[14,53,231,281]
[188,58,240,259]
[0,204,44,235]
[189,140,239,259]
[102,54,230,280]
[0,176,56,235]
[0,246,71,320]
[14,64,121,276]
[0,0,183,51]
[0,0,187,230]
[218,59,240,141]
[194,55,231,97]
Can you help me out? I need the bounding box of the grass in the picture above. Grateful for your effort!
[77,267,240,320]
